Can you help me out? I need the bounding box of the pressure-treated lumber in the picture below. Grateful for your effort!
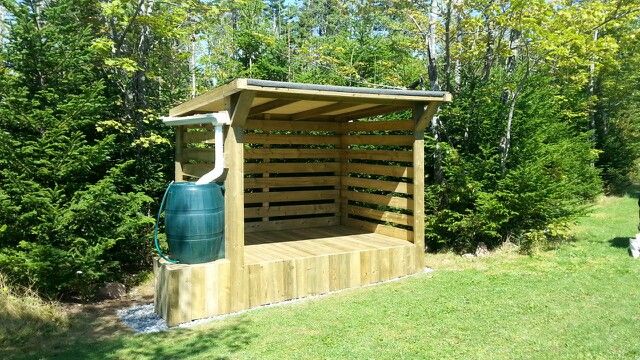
[245,216,339,232]
[154,226,420,325]
[245,119,340,132]
[244,162,340,174]
[245,148,340,159]
[344,163,413,178]
[159,78,451,327]
[246,134,340,145]
[340,135,413,146]
[230,91,256,126]
[342,177,413,194]
[245,203,338,218]
[344,149,413,162]
[245,189,338,203]
[344,219,414,241]
[224,125,247,311]
[345,120,415,132]
[244,176,339,188]
[414,101,442,132]
[345,190,413,210]
[413,105,427,266]
[175,126,185,181]
[347,205,413,226]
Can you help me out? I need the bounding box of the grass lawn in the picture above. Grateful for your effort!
[5,194,640,359]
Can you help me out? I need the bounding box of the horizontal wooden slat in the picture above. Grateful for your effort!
[245,176,339,188]
[345,163,413,178]
[345,150,413,162]
[245,190,338,203]
[245,120,339,132]
[347,205,413,226]
[245,204,338,218]
[344,218,413,241]
[345,120,414,132]
[341,135,413,146]
[245,216,339,233]
[249,99,299,116]
[245,148,339,159]
[183,149,213,162]
[291,102,362,120]
[343,177,413,194]
[185,131,215,143]
[345,191,412,210]
[246,134,339,145]
[183,163,211,177]
[245,162,340,174]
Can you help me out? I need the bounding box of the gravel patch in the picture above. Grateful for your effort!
[117,304,167,333]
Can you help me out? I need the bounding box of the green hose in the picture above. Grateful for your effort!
[154,181,178,264]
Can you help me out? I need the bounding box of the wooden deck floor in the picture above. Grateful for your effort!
[244,226,414,264]
[155,226,423,326]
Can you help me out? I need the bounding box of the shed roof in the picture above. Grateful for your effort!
[169,78,452,122]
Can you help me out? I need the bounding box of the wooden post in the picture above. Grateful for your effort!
[338,121,348,225]
[412,104,429,269]
[224,90,255,312]
[175,126,185,182]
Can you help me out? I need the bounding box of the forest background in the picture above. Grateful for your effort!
[0,0,638,299]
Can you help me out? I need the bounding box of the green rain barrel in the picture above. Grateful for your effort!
[165,182,224,264]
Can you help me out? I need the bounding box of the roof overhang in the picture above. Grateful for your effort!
[168,78,452,123]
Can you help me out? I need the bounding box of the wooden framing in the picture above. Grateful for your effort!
[156,79,450,326]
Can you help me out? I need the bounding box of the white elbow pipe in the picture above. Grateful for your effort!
[196,124,225,185]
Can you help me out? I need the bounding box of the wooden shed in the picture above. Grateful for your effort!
[154,79,452,325]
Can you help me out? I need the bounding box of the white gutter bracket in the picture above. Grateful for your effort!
[161,111,230,185]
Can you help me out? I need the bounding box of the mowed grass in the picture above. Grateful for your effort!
[7,195,640,359]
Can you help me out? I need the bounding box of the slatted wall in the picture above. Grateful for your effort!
[177,118,416,242]
[341,120,415,241]
[243,119,341,232]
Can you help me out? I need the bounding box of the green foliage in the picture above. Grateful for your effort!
[0,0,187,299]
[426,75,601,252]
[0,0,638,296]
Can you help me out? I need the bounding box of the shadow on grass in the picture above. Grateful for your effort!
[3,298,254,360]
[53,318,255,360]
[624,184,640,198]
[608,237,633,259]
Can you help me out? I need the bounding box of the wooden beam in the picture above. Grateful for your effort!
[414,102,442,132]
[174,126,185,182]
[412,105,426,267]
[291,102,362,120]
[225,91,249,312]
[230,91,256,126]
[345,120,415,132]
[248,98,297,117]
[169,79,245,116]
[246,119,340,132]
[336,105,405,121]
[224,124,247,312]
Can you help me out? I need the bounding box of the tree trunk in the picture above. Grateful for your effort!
[427,0,440,91]
[481,14,494,82]
[589,29,599,140]
[500,28,521,174]
[443,0,452,92]
[454,0,463,92]
[500,89,518,173]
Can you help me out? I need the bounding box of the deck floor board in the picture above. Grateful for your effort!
[244,225,412,265]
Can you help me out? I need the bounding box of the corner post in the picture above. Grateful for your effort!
[412,103,432,269]
[175,126,185,182]
[224,90,255,312]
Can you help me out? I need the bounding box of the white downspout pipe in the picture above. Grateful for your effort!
[161,111,230,185]
[195,124,224,184]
